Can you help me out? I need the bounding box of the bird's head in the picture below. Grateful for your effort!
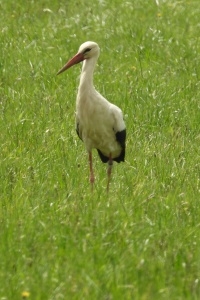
[57,41,100,75]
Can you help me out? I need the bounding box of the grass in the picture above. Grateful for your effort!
[0,0,200,299]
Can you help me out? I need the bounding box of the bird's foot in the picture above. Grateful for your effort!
[90,175,95,184]
[90,175,95,192]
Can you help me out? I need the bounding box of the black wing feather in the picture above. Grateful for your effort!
[97,149,109,163]
[76,122,82,141]
[114,129,126,162]
[97,129,126,163]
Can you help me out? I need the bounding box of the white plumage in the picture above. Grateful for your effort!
[57,41,126,191]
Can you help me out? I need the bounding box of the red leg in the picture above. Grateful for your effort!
[89,152,94,190]
[107,153,113,192]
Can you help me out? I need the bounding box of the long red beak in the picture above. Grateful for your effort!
[57,52,84,75]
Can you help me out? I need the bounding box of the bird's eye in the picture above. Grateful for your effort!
[83,48,91,54]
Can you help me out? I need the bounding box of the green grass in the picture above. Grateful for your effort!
[0,0,200,299]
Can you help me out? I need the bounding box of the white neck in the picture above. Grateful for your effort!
[79,57,98,91]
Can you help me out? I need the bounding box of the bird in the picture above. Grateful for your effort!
[57,41,126,192]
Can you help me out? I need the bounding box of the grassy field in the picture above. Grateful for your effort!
[0,0,200,299]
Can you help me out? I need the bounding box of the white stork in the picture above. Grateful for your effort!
[57,41,126,192]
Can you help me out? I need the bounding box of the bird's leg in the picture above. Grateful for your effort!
[107,153,113,192]
[89,152,95,190]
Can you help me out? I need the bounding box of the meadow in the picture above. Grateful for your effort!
[0,0,200,299]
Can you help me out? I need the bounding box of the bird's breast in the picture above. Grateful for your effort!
[76,89,125,158]
[76,111,122,158]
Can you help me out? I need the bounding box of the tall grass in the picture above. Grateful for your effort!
[0,0,200,299]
